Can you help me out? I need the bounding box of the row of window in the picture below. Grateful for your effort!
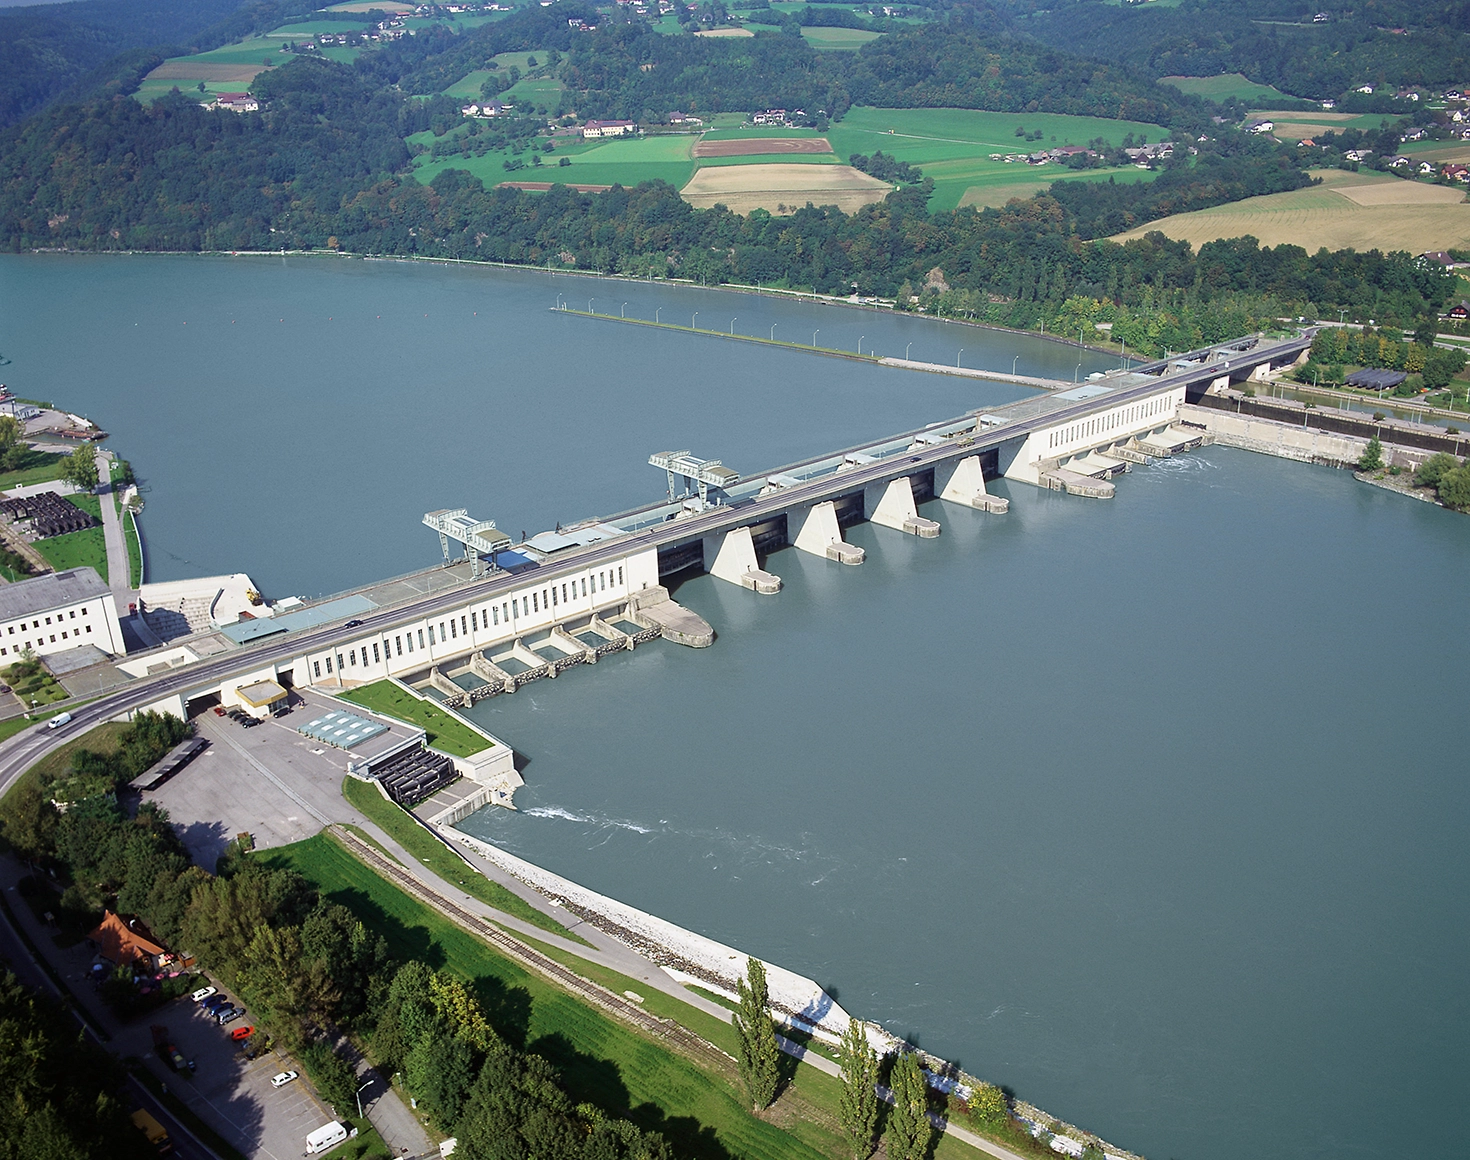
[309,565,627,680]
[1048,395,1172,451]
[5,606,90,635]
[0,622,93,655]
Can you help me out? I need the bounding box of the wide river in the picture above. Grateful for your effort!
[4,255,1468,1160]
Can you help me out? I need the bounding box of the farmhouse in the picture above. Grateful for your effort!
[211,92,258,113]
[462,100,510,117]
[1445,300,1470,319]
[583,119,635,138]
[1244,119,1274,134]
[752,109,789,126]
[668,111,703,125]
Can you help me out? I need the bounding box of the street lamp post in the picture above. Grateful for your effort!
[356,1080,371,1119]
[730,317,737,335]
[771,323,778,340]
[655,307,662,324]
[906,342,912,360]
[858,335,865,355]
[1075,362,1082,383]
[587,298,595,314]
[620,301,628,318]
[813,329,820,347]
[957,347,964,368]
[692,311,699,330]
[1012,355,1019,375]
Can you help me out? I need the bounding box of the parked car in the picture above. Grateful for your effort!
[230,1025,254,1041]
[191,986,217,1003]
[201,996,229,1013]
[270,1070,299,1089]
[218,1008,245,1026]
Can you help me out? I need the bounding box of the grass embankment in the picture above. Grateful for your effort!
[339,776,580,943]
[124,508,143,588]
[1159,72,1291,104]
[337,680,489,757]
[264,832,858,1160]
[32,493,107,582]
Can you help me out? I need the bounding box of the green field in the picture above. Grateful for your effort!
[33,494,107,583]
[826,106,1167,212]
[1160,73,1289,104]
[412,131,697,189]
[338,776,582,941]
[499,73,564,110]
[267,19,368,35]
[799,26,880,49]
[337,680,490,756]
[444,68,499,99]
[264,833,848,1160]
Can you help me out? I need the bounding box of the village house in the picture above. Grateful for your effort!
[1243,119,1274,134]
[87,911,172,972]
[211,92,258,113]
[751,109,789,126]
[668,111,704,125]
[1442,163,1470,182]
[583,119,636,138]
[461,100,511,117]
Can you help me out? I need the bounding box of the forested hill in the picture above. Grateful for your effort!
[0,0,264,128]
[992,0,1470,100]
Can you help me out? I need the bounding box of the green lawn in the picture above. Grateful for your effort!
[337,680,491,756]
[799,26,880,50]
[1160,73,1290,104]
[0,450,66,491]
[498,73,564,110]
[444,68,499,99]
[267,18,368,35]
[32,493,106,583]
[338,776,580,942]
[263,833,847,1160]
[826,106,1168,212]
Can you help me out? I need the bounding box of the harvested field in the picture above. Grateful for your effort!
[694,137,834,158]
[146,61,264,82]
[681,162,890,214]
[1112,169,1470,252]
[694,26,753,35]
[500,181,613,193]
[1265,122,1337,139]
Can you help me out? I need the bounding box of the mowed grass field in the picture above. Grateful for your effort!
[825,106,1168,211]
[410,131,698,189]
[798,26,880,49]
[1160,73,1291,104]
[262,833,847,1160]
[1251,109,1395,139]
[136,36,292,102]
[1113,168,1470,252]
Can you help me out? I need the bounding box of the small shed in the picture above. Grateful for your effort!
[234,679,288,718]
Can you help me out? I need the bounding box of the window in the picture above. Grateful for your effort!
[313,660,321,678]
[582,578,587,597]
[461,615,467,636]
[60,631,67,640]
[450,619,457,639]
[418,629,425,648]
[562,583,568,603]
[335,653,344,671]
[0,648,5,656]
[395,636,403,657]
[502,602,508,622]
[85,625,91,634]
[471,612,478,631]
[617,566,623,584]
[326,656,333,673]
[493,606,499,625]
[49,635,55,643]
[406,633,414,653]
[81,608,87,616]
[349,649,357,666]
[69,610,75,619]
[373,642,381,663]
[551,587,558,607]
[513,598,519,617]
[44,617,51,626]
[439,622,446,640]
[532,593,538,612]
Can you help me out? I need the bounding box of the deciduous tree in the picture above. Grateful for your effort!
[838,1017,879,1158]
[1358,435,1384,471]
[884,1051,932,1160]
[733,956,780,1111]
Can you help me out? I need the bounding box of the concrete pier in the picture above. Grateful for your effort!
[630,586,714,647]
[865,476,941,537]
[704,526,782,593]
[936,455,1009,514]
[792,500,865,564]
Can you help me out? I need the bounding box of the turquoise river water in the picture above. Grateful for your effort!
[2,254,1467,1160]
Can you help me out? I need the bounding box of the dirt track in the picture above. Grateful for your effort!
[694,137,833,158]
[499,181,613,193]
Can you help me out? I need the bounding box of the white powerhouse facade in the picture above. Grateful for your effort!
[298,546,660,687]
[0,568,125,659]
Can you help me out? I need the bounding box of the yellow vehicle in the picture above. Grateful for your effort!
[130,1108,174,1155]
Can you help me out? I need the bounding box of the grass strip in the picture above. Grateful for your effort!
[340,822,401,864]
[124,507,143,588]
[263,834,843,1160]
[337,680,490,757]
[340,776,582,943]
[125,1059,250,1160]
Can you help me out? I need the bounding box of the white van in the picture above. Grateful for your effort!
[46,712,72,730]
[304,1122,352,1154]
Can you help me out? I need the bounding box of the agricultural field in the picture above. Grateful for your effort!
[798,26,880,49]
[266,18,368,35]
[825,106,1168,211]
[1112,168,1470,252]
[1250,109,1396,139]
[134,35,294,103]
[681,162,890,213]
[411,130,698,189]
[1160,73,1291,104]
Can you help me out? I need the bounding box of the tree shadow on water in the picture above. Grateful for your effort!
[529,1032,733,1160]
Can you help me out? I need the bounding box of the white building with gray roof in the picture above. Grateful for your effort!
[0,567,124,661]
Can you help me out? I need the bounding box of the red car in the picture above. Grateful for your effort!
[230,1025,254,1041]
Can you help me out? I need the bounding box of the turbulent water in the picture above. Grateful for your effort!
[4,254,1467,1160]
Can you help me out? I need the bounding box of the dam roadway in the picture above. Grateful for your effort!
[0,329,1311,797]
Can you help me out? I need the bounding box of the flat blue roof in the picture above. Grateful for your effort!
[299,709,388,749]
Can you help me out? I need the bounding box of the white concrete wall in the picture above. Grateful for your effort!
[299,546,658,688]
[0,591,124,661]
[1003,384,1186,484]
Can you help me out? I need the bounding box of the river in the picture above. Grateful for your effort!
[3,253,1467,1160]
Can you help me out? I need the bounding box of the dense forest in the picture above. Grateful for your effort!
[994,0,1470,100]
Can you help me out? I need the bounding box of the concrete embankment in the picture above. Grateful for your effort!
[877,357,1071,390]
[1190,391,1469,459]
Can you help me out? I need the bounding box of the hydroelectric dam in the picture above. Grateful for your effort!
[0,327,1311,754]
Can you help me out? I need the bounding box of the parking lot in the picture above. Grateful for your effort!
[119,990,336,1160]
[144,690,424,867]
